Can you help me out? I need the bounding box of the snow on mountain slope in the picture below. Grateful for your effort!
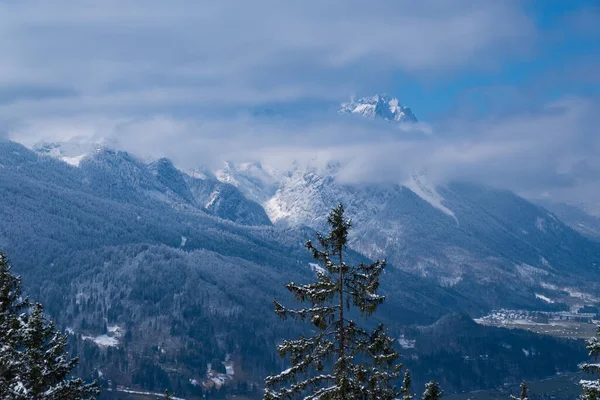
[215,159,600,295]
[33,141,92,166]
[215,161,283,204]
[212,94,600,302]
[405,172,458,223]
[340,94,418,123]
[32,139,119,167]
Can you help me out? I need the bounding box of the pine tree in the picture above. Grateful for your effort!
[0,252,29,396]
[422,381,443,400]
[581,326,600,400]
[264,204,402,400]
[0,252,99,400]
[402,370,413,400]
[510,381,528,400]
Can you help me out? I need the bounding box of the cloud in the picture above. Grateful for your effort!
[11,96,600,210]
[2,1,599,208]
[0,0,534,121]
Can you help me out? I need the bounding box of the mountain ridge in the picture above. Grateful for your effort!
[340,93,418,123]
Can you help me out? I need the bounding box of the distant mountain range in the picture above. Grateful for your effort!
[1,94,598,395]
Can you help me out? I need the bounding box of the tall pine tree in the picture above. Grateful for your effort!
[0,252,99,399]
[264,204,402,399]
[581,326,600,400]
[0,252,28,396]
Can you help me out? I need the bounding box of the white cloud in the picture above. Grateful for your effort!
[0,0,533,119]
[3,1,600,208]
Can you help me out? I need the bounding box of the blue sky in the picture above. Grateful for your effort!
[387,0,600,120]
[1,1,599,208]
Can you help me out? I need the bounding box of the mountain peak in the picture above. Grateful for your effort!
[339,94,418,123]
[32,138,118,167]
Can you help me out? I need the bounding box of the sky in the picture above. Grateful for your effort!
[1,1,600,210]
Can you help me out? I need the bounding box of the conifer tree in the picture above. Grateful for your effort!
[422,380,443,400]
[0,252,28,396]
[402,370,413,400]
[264,204,402,399]
[0,252,99,399]
[581,326,600,400]
[510,381,528,400]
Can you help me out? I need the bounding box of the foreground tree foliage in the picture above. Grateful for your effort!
[581,326,600,400]
[0,252,99,399]
[422,381,443,400]
[264,204,402,399]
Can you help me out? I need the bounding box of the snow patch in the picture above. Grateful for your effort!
[107,325,124,337]
[540,256,551,268]
[439,275,462,287]
[522,348,530,357]
[563,288,599,303]
[536,217,546,232]
[61,155,86,166]
[515,263,549,279]
[180,236,187,247]
[405,173,457,223]
[535,293,554,303]
[82,334,119,347]
[309,262,326,275]
[540,282,558,290]
[398,336,416,349]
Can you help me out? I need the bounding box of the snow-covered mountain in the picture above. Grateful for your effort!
[31,141,272,226]
[215,158,600,298]
[213,95,600,304]
[339,94,418,123]
[0,139,589,395]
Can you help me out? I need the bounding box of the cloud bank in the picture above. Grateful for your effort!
[2,1,599,209]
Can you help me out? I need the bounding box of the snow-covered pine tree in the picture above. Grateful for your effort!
[402,370,413,400]
[422,380,443,400]
[0,252,99,400]
[264,204,402,400]
[510,381,528,400]
[0,252,29,396]
[581,326,600,400]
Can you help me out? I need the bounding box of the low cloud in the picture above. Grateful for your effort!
[0,0,533,121]
[10,97,600,210]
[2,1,599,208]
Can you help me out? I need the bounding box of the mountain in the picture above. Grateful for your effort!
[215,99,600,310]
[0,139,487,393]
[339,94,418,123]
[218,160,600,299]
[535,199,600,242]
[0,138,592,395]
[2,96,598,396]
